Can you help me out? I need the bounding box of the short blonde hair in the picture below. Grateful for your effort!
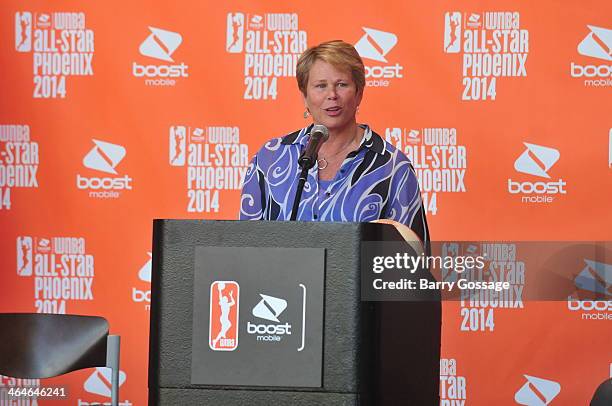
[296,40,365,96]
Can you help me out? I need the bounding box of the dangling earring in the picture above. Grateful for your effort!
[356,105,360,115]
[303,109,310,119]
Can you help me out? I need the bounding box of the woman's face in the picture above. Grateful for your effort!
[303,60,362,133]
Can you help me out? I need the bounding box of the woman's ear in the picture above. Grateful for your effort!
[356,87,364,106]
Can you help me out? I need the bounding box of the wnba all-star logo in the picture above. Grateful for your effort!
[14,11,94,98]
[225,11,307,100]
[443,11,529,101]
[209,281,239,351]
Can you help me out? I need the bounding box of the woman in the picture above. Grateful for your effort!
[240,40,429,245]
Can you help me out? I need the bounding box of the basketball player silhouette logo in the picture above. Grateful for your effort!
[209,281,239,351]
[17,237,33,276]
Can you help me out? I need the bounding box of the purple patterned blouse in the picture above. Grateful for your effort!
[239,124,429,244]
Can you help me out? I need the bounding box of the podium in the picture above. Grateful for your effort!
[149,220,441,405]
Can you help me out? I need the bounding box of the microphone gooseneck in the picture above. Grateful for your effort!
[298,125,329,170]
[291,125,329,220]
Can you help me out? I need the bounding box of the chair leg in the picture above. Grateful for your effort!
[106,335,121,406]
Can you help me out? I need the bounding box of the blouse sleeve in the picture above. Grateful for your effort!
[385,151,430,251]
[239,153,265,220]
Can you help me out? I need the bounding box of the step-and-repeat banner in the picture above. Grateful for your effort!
[1,0,611,404]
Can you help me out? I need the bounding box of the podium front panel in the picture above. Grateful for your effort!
[191,246,325,387]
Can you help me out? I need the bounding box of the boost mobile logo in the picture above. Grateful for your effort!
[355,27,397,62]
[78,139,133,196]
[247,293,292,339]
[133,26,188,85]
[577,25,611,61]
[508,142,566,201]
[514,143,559,179]
[252,294,287,322]
[132,253,152,308]
[574,259,611,297]
[139,26,182,62]
[138,252,152,283]
[354,27,403,85]
[514,375,560,405]
[571,25,611,85]
[83,139,126,175]
[567,259,611,318]
[82,367,131,405]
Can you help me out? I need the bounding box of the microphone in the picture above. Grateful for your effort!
[298,125,329,170]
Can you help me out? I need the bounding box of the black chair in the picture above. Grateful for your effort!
[591,378,612,406]
[0,313,120,406]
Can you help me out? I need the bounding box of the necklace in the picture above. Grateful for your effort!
[317,128,361,170]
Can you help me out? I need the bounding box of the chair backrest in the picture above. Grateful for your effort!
[0,313,120,406]
[591,378,612,406]
[0,313,109,378]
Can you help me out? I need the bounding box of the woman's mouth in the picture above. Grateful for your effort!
[324,106,342,116]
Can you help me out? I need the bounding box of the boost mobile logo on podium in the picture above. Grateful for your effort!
[209,281,239,351]
[247,293,292,341]
[252,294,287,322]
[244,285,307,351]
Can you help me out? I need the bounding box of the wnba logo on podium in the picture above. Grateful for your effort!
[209,281,239,351]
